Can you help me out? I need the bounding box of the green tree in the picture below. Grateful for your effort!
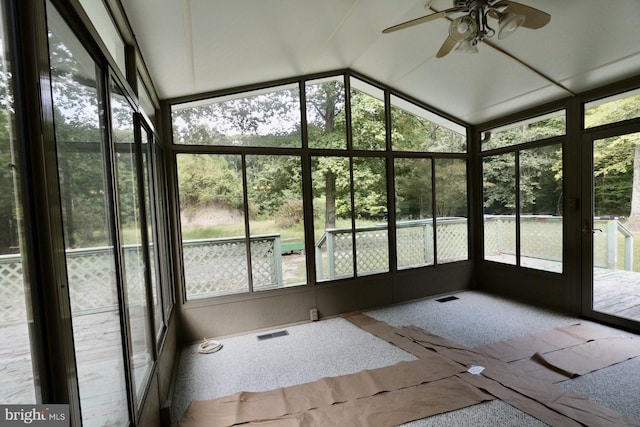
[593,134,634,216]
[245,155,302,219]
[395,159,432,219]
[351,90,386,150]
[306,81,347,227]
[177,154,243,211]
[586,95,640,224]
[435,159,467,217]
[483,153,516,214]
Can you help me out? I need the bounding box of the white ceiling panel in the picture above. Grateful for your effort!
[493,0,640,90]
[188,0,358,92]
[391,45,563,122]
[123,0,194,96]
[121,0,640,124]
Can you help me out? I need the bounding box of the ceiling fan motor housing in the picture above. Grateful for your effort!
[453,0,493,11]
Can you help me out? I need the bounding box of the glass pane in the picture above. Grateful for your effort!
[585,89,640,129]
[354,157,388,275]
[305,76,347,150]
[111,84,153,399]
[138,72,155,123]
[154,145,173,317]
[48,4,128,424]
[593,132,640,322]
[141,129,163,338]
[435,159,468,263]
[177,154,248,297]
[246,155,306,290]
[312,156,353,281]
[482,110,566,151]
[483,153,516,264]
[519,145,563,272]
[172,84,301,147]
[391,95,466,153]
[78,0,126,72]
[0,7,37,404]
[350,78,386,151]
[394,158,433,269]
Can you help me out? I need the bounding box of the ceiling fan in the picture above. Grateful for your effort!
[382,0,550,58]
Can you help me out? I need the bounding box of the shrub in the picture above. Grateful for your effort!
[275,199,304,228]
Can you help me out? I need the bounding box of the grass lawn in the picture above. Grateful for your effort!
[180,218,375,242]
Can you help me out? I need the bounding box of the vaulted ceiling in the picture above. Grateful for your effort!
[122,0,640,125]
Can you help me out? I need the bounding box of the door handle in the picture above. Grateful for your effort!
[582,223,602,234]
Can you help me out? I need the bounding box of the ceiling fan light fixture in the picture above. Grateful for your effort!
[456,40,479,54]
[497,12,526,39]
[449,15,477,41]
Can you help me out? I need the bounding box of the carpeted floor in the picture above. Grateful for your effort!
[171,290,640,426]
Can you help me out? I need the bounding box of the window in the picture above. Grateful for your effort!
[138,72,155,123]
[178,153,307,298]
[585,88,640,129]
[519,145,563,271]
[394,158,469,269]
[172,84,302,148]
[394,158,433,269]
[48,4,129,424]
[78,0,126,72]
[178,153,246,297]
[350,78,386,151]
[305,76,347,150]
[312,154,392,280]
[354,157,389,274]
[247,155,307,289]
[0,5,37,404]
[435,159,468,263]
[483,153,517,265]
[482,113,563,272]
[482,110,566,151]
[111,83,154,398]
[391,95,466,153]
[141,126,167,340]
[150,141,173,333]
[312,156,353,281]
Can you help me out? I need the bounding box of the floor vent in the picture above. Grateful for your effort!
[436,296,459,303]
[257,330,289,341]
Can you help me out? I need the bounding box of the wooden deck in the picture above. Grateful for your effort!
[594,268,640,320]
[0,310,148,427]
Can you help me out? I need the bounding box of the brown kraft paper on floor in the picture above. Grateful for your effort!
[531,336,640,377]
[179,357,469,427]
[475,323,640,381]
[345,312,640,427]
[475,323,618,363]
[236,376,493,427]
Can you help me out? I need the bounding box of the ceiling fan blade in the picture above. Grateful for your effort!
[494,1,550,29]
[382,7,460,34]
[436,36,458,58]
